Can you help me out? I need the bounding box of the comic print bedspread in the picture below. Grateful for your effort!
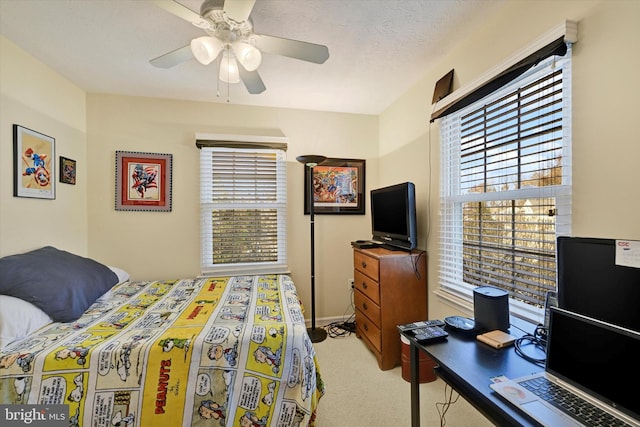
[0,274,324,427]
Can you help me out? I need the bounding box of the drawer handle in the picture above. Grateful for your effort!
[362,282,368,289]
[363,302,368,310]
[361,261,367,268]
[364,324,369,331]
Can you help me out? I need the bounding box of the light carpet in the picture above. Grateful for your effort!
[312,330,494,427]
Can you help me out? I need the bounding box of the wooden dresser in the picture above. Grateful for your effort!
[353,246,428,370]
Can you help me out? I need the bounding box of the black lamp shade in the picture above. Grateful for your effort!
[296,155,327,166]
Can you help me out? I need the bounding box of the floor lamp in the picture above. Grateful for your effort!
[297,155,328,343]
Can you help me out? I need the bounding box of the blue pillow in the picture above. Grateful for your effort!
[0,246,118,322]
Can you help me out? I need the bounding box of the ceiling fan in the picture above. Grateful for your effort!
[150,0,330,95]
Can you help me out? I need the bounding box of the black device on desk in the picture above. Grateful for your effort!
[444,315,475,332]
[473,286,510,332]
[398,319,445,330]
[398,320,448,344]
[351,240,379,249]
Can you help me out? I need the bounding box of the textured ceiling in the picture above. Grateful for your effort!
[0,0,507,115]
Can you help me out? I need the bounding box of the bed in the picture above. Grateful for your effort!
[0,246,324,427]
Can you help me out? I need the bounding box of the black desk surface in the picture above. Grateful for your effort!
[408,318,546,426]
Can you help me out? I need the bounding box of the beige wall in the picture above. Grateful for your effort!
[0,36,88,257]
[379,0,640,320]
[2,0,639,323]
[85,94,378,321]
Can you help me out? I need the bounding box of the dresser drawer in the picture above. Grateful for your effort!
[354,250,379,280]
[354,270,380,304]
[356,310,382,352]
[354,289,381,326]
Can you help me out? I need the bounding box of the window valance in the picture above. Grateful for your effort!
[430,20,578,122]
[195,132,288,151]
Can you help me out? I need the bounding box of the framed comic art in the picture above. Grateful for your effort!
[13,124,55,199]
[303,158,365,215]
[115,151,173,212]
[59,156,76,185]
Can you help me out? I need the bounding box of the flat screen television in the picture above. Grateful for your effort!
[370,182,417,250]
[557,236,640,333]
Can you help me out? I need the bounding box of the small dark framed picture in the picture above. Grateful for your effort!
[303,158,366,215]
[59,156,76,185]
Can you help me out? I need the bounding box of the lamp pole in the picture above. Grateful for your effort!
[297,155,327,343]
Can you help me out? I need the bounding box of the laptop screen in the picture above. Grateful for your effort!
[547,307,640,420]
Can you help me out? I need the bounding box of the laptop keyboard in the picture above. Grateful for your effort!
[518,377,631,427]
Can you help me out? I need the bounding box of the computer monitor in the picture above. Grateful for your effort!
[557,236,640,333]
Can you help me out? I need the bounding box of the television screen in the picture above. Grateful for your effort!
[557,236,640,333]
[370,182,417,250]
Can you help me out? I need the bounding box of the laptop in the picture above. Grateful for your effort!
[490,307,640,427]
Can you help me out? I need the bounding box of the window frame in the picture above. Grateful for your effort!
[197,136,289,276]
[437,48,572,324]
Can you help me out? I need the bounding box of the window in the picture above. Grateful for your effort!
[439,48,572,321]
[199,143,288,276]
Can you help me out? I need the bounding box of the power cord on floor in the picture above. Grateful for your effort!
[325,313,356,338]
[436,382,460,427]
[324,290,357,338]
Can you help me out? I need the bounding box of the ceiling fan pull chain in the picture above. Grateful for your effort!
[216,55,221,100]
[226,45,231,103]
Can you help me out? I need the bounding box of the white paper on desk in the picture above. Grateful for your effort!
[615,240,640,268]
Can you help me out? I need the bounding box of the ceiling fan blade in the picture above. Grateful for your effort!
[152,0,202,24]
[223,0,256,23]
[254,34,329,64]
[150,44,193,68]
[238,66,266,94]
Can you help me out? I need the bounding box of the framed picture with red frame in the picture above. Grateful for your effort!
[115,151,172,212]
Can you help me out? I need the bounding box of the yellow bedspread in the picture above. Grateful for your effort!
[0,274,324,426]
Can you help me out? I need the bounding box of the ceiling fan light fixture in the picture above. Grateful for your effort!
[190,36,223,65]
[151,0,330,95]
[219,50,240,83]
[232,41,262,71]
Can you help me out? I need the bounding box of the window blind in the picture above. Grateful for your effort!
[200,146,288,276]
[440,49,572,318]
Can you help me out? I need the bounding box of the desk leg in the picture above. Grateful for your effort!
[410,341,420,427]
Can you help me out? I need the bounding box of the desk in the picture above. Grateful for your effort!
[401,320,544,427]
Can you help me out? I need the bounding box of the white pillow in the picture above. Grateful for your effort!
[0,294,52,350]
[96,266,131,302]
[108,266,130,284]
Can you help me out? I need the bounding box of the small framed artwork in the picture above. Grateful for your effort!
[115,151,173,212]
[303,158,366,215]
[59,156,77,185]
[13,124,55,199]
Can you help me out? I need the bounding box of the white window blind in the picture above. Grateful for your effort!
[439,48,572,321]
[200,146,288,276]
